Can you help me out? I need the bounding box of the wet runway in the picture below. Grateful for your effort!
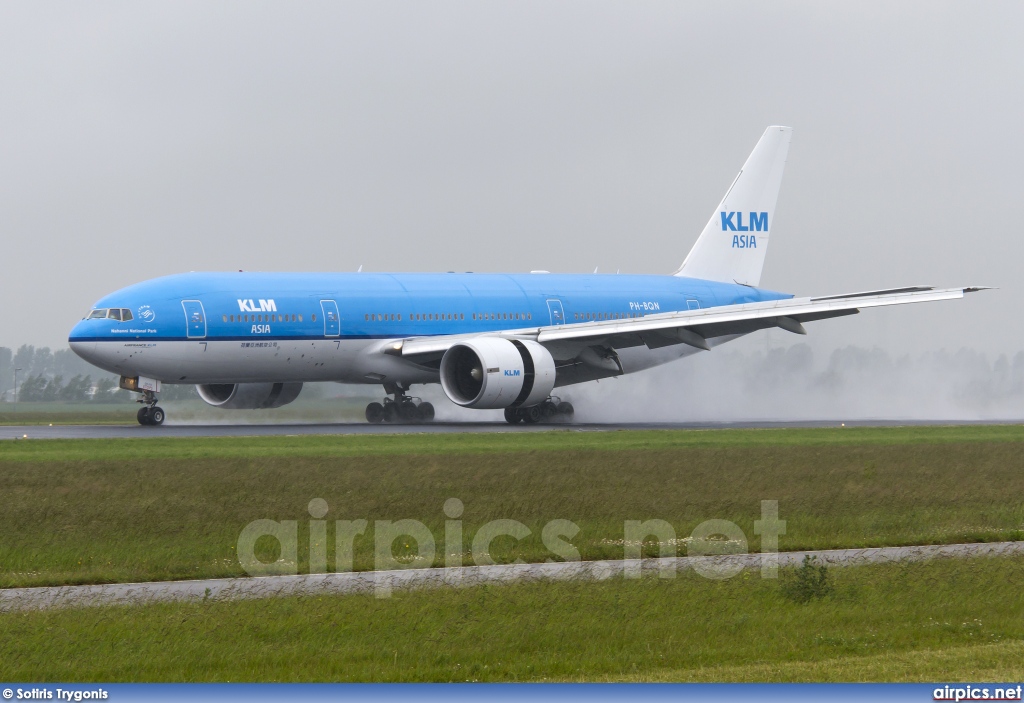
[2,419,1020,440]
[3,541,1021,611]
[1,418,1019,440]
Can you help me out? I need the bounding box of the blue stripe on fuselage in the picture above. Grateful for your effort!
[68,272,792,343]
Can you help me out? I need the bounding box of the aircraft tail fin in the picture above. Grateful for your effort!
[674,126,792,286]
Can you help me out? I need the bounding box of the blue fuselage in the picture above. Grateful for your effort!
[68,271,791,386]
[71,272,789,342]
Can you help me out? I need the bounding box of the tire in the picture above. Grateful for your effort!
[524,406,542,424]
[417,402,435,422]
[150,407,166,426]
[556,402,574,418]
[541,401,557,418]
[384,402,401,423]
[503,408,521,424]
[137,407,152,426]
[365,402,385,424]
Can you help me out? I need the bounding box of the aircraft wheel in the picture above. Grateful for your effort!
[384,402,401,423]
[523,406,542,424]
[503,408,521,424]
[556,401,574,420]
[150,407,166,426]
[417,402,435,422]
[365,402,385,424]
[137,407,152,426]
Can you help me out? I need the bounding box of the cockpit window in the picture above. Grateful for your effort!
[121,308,133,321]
[107,308,122,321]
[88,309,107,319]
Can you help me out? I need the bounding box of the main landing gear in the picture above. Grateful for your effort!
[136,390,165,426]
[504,397,574,425]
[365,383,435,424]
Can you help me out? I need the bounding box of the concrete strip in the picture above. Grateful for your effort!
[3,541,1023,612]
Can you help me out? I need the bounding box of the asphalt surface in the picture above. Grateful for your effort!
[2,418,1020,440]
[3,541,1021,611]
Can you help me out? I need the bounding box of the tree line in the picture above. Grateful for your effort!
[0,345,196,403]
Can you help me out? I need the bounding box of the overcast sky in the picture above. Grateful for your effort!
[1,1,1019,355]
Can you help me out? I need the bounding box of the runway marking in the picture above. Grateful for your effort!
[2,541,1022,611]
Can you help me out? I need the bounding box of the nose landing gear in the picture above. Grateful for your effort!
[504,397,574,424]
[136,390,165,426]
[365,383,435,424]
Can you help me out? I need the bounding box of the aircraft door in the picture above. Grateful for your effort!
[320,300,340,337]
[546,299,566,326]
[687,299,701,310]
[181,300,207,339]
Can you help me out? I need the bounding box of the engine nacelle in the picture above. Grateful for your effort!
[440,338,556,409]
[196,382,303,410]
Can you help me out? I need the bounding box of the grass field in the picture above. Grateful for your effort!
[1,426,1023,588]
[1,556,1022,682]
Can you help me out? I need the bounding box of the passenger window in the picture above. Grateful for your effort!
[122,309,133,321]
[107,308,122,321]
[459,313,463,320]
[311,314,317,322]
[298,314,303,322]
[528,313,531,320]
[222,314,228,323]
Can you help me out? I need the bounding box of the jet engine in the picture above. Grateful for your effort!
[439,338,556,409]
[196,382,303,410]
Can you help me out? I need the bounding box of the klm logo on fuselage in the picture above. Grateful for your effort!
[721,211,767,249]
[504,369,521,377]
[237,299,277,312]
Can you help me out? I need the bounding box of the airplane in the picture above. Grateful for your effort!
[68,126,985,426]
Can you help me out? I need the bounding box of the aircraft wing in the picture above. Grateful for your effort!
[391,286,988,362]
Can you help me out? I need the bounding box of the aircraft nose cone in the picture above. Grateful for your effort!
[69,339,98,364]
[69,322,100,365]
[69,320,88,342]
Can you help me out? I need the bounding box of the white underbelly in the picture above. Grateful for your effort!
[77,339,439,385]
